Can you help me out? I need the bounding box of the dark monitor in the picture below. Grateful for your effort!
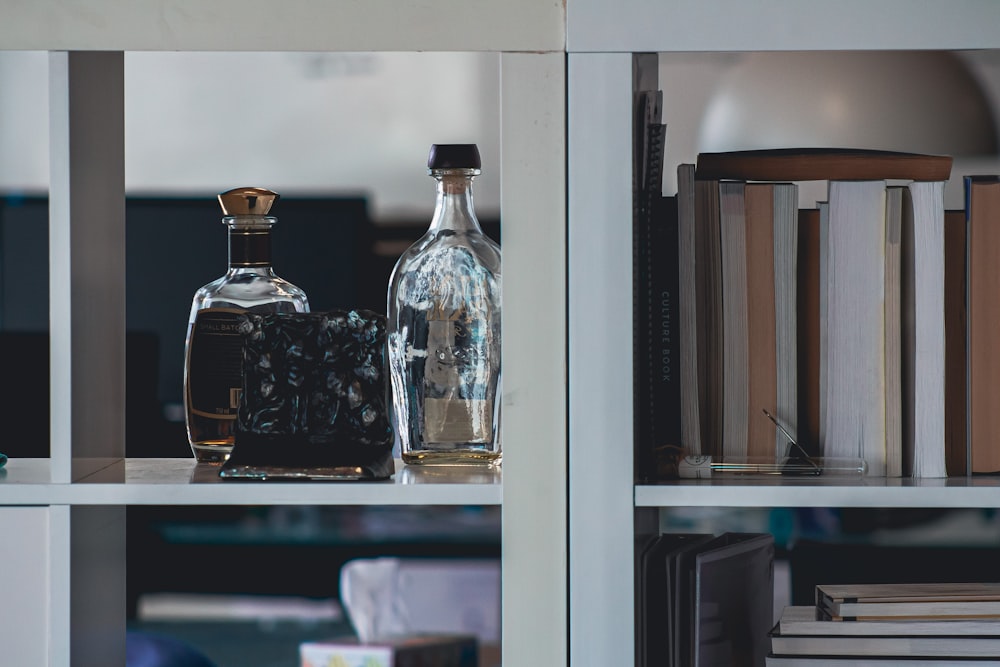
[0,194,373,456]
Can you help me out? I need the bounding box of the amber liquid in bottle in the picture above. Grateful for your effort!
[184,189,309,463]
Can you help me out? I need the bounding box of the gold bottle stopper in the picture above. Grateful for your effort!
[217,187,279,216]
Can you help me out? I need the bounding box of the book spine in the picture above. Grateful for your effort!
[650,196,682,455]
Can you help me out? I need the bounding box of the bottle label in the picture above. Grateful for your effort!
[187,308,245,420]
[422,317,492,443]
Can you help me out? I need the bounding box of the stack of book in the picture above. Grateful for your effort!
[768,582,1000,665]
[663,148,959,478]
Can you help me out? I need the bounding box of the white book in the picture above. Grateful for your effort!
[902,180,947,478]
[823,180,887,476]
[772,182,799,456]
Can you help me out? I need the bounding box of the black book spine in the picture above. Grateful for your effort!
[649,195,682,458]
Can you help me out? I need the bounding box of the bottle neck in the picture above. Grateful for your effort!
[224,216,274,269]
[428,173,482,234]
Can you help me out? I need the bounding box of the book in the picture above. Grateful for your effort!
[633,88,675,479]
[744,182,798,459]
[816,583,1000,620]
[900,180,947,478]
[797,208,821,454]
[744,182,777,458]
[822,180,888,476]
[884,186,903,477]
[777,605,1000,637]
[694,177,724,458]
[674,532,774,667]
[637,533,712,667]
[696,148,953,182]
[677,163,702,454]
[769,625,1000,658]
[718,180,749,459]
[716,180,799,461]
[966,176,1000,473]
[772,183,799,457]
[943,209,968,476]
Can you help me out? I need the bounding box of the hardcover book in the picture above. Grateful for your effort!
[816,583,1000,619]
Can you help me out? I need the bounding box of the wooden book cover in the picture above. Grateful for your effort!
[943,209,968,476]
[797,209,821,455]
[817,582,1000,619]
[744,183,778,458]
[696,148,952,182]
[967,176,1000,474]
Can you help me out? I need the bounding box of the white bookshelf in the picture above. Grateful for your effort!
[0,3,566,665]
[566,2,1000,666]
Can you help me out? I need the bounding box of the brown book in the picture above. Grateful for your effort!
[717,182,798,460]
[744,183,778,459]
[696,148,953,182]
[967,176,1000,473]
[797,209,821,455]
[884,186,903,477]
[944,209,968,476]
[695,178,724,458]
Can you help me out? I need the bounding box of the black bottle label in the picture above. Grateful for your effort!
[187,308,245,420]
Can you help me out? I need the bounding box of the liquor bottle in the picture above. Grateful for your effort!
[388,144,502,465]
[184,187,309,463]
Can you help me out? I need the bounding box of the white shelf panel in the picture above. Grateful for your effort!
[568,0,1000,53]
[0,0,564,52]
[0,458,501,506]
[636,477,1000,509]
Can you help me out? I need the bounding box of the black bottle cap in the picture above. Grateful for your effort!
[427,144,481,170]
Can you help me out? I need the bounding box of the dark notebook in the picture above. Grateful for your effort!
[677,532,775,667]
[638,533,713,667]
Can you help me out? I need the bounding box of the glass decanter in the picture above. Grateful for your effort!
[184,187,309,463]
[388,144,502,466]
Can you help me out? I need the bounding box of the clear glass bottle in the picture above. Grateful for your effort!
[184,187,309,463]
[388,144,502,466]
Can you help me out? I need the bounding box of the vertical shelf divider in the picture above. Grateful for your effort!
[568,51,635,666]
[500,51,568,667]
[48,51,126,483]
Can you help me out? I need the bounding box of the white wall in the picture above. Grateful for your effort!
[0,51,501,222]
[658,50,1000,210]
